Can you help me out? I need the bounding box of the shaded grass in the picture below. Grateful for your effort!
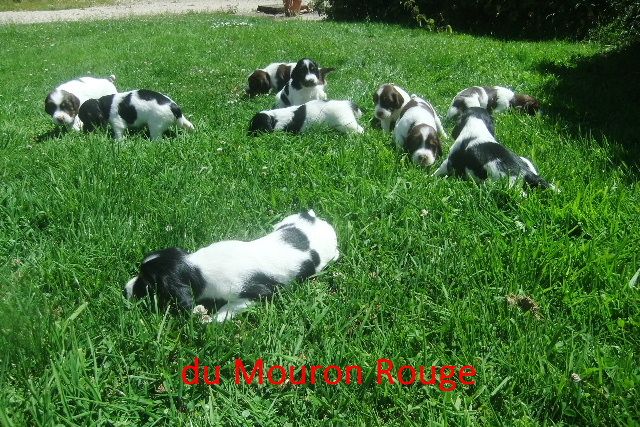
[0,14,638,426]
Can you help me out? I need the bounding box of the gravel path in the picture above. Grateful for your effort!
[0,0,322,25]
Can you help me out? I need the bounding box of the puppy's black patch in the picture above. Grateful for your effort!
[118,93,137,125]
[138,89,171,105]
[310,249,320,267]
[78,99,107,132]
[280,92,291,106]
[169,102,183,120]
[131,247,205,312]
[296,259,317,280]
[283,104,306,134]
[275,64,292,91]
[290,59,308,90]
[248,112,276,136]
[44,95,57,115]
[239,272,281,300]
[484,86,499,112]
[280,226,310,251]
[300,210,316,223]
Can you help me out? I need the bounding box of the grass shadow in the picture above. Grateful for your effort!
[33,126,67,143]
[537,42,640,178]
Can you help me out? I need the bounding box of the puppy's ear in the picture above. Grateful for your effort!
[157,277,195,312]
[391,91,402,109]
[78,99,105,133]
[248,112,275,136]
[247,70,270,97]
[319,67,335,84]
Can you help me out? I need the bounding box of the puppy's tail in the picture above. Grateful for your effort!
[108,74,116,82]
[170,103,195,131]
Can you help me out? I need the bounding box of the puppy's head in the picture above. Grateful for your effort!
[274,210,340,266]
[511,93,541,115]
[373,84,407,120]
[291,58,325,89]
[78,98,108,132]
[124,247,202,312]
[405,124,442,167]
[247,69,271,97]
[45,89,80,127]
[248,112,276,136]
[452,106,496,140]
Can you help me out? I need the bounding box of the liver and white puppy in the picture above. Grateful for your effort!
[44,75,117,131]
[446,86,540,120]
[249,100,364,135]
[373,84,411,132]
[247,62,297,97]
[124,210,340,322]
[434,107,553,189]
[78,89,194,140]
[393,95,446,167]
[275,58,335,108]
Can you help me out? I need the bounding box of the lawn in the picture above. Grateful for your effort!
[0,13,638,426]
[0,0,118,12]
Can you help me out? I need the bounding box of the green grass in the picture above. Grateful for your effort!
[0,0,118,12]
[1,14,639,426]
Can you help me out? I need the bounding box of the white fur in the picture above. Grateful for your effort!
[394,95,446,165]
[446,86,515,120]
[105,90,194,140]
[275,59,329,107]
[263,62,297,90]
[255,100,364,134]
[374,84,411,132]
[125,211,340,322]
[46,75,117,130]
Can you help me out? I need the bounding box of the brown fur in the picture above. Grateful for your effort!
[406,124,442,165]
[510,93,541,115]
[247,70,271,97]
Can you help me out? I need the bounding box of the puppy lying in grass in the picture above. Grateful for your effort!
[434,107,554,190]
[446,85,540,120]
[249,100,364,135]
[124,210,340,322]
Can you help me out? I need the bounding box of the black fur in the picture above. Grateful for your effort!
[283,104,307,134]
[248,112,276,136]
[296,259,317,280]
[239,272,281,300]
[118,92,137,125]
[300,211,316,223]
[78,99,106,132]
[280,226,310,251]
[129,247,205,312]
[169,103,183,120]
[137,89,171,105]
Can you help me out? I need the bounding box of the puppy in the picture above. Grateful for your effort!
[246,62,297,97]
[434,107,553,189]
[373,84,411,132]
[393,95,446,167]
[124,210,340,322]
[78,89,194,140]
[44,75,117,131]
[446,86,540,120]
[275,58,335,108]
[249,100,364,135]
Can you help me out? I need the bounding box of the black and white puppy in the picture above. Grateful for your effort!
[275,58,335,108]
[434,107,553,189]
[44,75,117,131]
[78,89,194,140]
[249,100,364,135]
[246,62,297,97]
[446,86,541,120]
[124,210,340,322]
[393,95,446,167]
[373,84,411,132]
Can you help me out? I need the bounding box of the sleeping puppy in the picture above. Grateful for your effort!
[44,75,117,131]
[78,89,194,140]
[275,58,335,108]
[393,95,446,167]
[373,84,411,132]
[246,62,297,97]
[249,99,364,135]
[434,107,553,189]
[124,210,340,322]
[446,86,540,120]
